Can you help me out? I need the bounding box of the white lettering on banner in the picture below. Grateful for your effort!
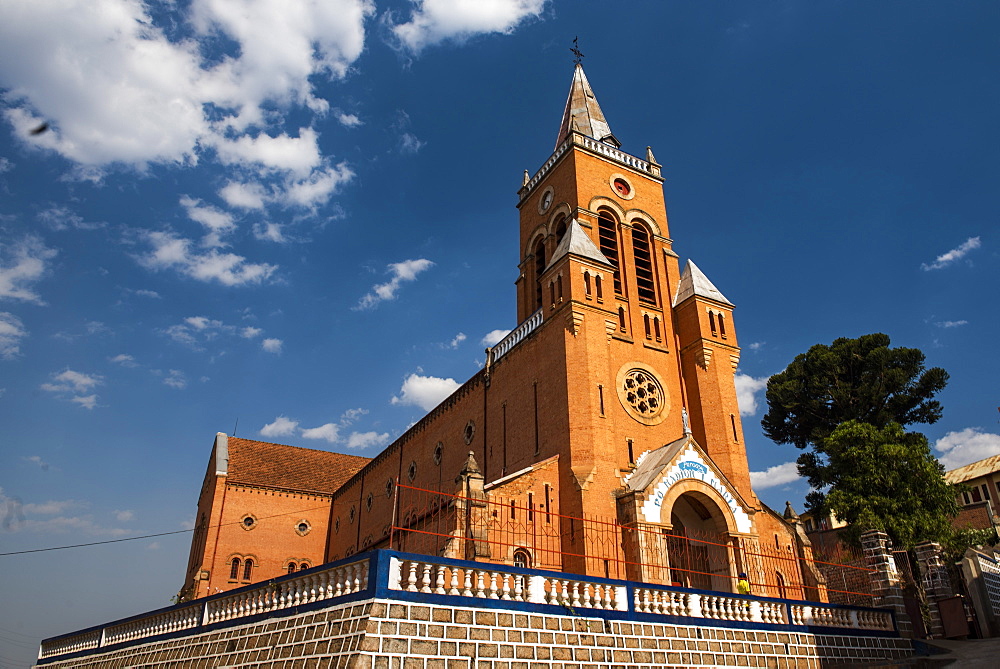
[641,448,752,533]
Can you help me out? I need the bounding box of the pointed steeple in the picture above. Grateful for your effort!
[556,64,619,149]
[545,218,613,271]
[672,260,734,307]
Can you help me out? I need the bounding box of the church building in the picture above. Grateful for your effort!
[181,65,817,603]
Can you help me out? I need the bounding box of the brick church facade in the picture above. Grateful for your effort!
[180,65,816,602]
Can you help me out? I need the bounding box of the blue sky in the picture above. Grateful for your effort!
[0,1,998,664]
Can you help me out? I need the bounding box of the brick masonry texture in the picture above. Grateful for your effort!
[39,598,912,668]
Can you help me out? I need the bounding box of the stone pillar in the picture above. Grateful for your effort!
[915,541,954,638]
[446,451,491,561]
[861,530,913,638]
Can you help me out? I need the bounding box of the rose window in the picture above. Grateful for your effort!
[622,369,664,417]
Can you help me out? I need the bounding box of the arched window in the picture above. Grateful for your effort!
[631,224,656,304]
[596,275,603,300]
[299,563,309,571]
[776,571,787,599]
[533,239,546,310]
[287,563,297,575]
[597,212,621,294]
[618,306,626,332]
[709,311,717,336]
[513,549,531,569]
[549,281,555,306]
[242,558,254,581]
[554,216,567,246]
[230,558,241,581]
[584,271,592,297]
[643,314,651,339]
[718,313,727,338]
[653,316,661,341]
[557,275,563,302]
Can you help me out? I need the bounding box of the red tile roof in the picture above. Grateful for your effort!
[226,437,370,495]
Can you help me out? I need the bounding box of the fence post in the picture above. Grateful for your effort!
[861,530,912,637]
[915,541,954,638]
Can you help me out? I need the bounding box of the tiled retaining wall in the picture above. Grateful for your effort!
[37,551,913,668]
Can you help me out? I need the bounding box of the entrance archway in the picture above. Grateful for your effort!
[661,490,736,591]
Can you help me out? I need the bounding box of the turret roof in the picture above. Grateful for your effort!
[672,259,734,307]
[556,64,618,149]
[545,218,613,271]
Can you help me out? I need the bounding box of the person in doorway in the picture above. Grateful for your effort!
[737,572,751,596]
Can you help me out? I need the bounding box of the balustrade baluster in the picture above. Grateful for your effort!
[462,569,473,597]
[476,570,486,598]
[435,565,447,595]
[406,561,418,592]
[449,568,460,596]
[514,575,524,601]
[420,563,432,593]
[501,573,512,600]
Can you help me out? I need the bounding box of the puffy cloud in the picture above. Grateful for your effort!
[481,328,511,347]
[260,415,299,438]
[139,231,277,286]
[240,326,263,339]
[262,337,283,353]
[399,132,425,155]
[934,428,1000,470]
[390,0,547,53]
[41,369,102,393]
[447,333,466,349]
[0,236,57,304]
[340,407,368,425]
[734,373,769,417]
[0,311,27,358]
[180,195,235,247]
[219,181,267,210]
[356,258,434,310]
[921,236,981,271]
[163,314,279,353]
[934,320,968,328]
[70,394,99,410]
[300,423,340,443]
[0,0,374,169]
[750,462,801,489]
[209,129,322,176]
[346,431,390,449]
[109,353,138,367]
[36,206,105,231]
[334,110,363,127]
[391,372,460,412]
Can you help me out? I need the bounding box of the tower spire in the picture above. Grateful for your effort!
[555,64,620,150]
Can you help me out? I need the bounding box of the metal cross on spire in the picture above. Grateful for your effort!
[570,37,584,65]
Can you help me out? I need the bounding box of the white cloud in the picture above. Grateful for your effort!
[70,394,99,410]
[447,332,467,349]
[399,132,425,155]
[260,415,299,438]
[180,195,235,247]
[36,206,105,231]
[340,407,368,425]
[163,369,188,389]
[334,110,363,127]
[300,423,340,443]
[391,372,460,412]
[935,427,1000,470]
[114,509,135,522]
[219,181,267,210]
[748,341,765,351]
[0,489,132,536]
[346,431,390,449]
[750,461,801,489]
[934,320,968,328]
[279,162,355,209]
[41,369,102,393]
[109,353,138,367]
[0,157,12,172]
[0,311,27,358]
[921,236,981,271]
[209,129,322,176]
[131,289,161,299]
[0,0,374,172]
[262,337,283,353]
[240,326,263,339]
[22,455,50,471]
[356,258,434,310]
[139,231,277,286]
[0,236,56,304]
[389,0,547,53]
[734,373,769,417]
[22,499,81,515]
[481,328,511,347]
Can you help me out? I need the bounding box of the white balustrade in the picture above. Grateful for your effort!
[390,558,531,603]
[39,630,101,658]
[489,309,543,364]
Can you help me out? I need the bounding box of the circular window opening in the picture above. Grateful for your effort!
[613,178,631,197]
[463,420,476,445]
[407,461,417,482]
[349,506,356,523]
[335,518,341,533]
[433,442,443,465]
[366,492,373,511]
[385,478,395,498]
[295,520,311,536]
[241,515,257,531]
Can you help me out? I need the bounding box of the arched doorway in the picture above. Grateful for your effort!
[661,491,736,592]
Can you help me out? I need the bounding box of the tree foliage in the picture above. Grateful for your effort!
[819,421,958,549]
[762,333,949,497]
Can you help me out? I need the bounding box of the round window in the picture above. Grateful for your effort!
[615,363,669,426]
[463,420,476,445]
[433,442,443,465]
[241,515,257,530]
[366,492,373,511]
[407,461,417,482]
[385,478,395,498]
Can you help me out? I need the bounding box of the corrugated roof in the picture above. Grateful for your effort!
[226,436,370,494]
[945,453,1000,484]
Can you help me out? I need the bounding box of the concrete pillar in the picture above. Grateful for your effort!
[861,530,913,638]
[915,541,954,638]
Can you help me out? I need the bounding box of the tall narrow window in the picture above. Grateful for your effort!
[299,563,309,571]
[513,549,531,569]
[549,281,555,306]
[776,572,787,599]
[510,499,517,520]
[557,275,563,302]
[528,493,534,522]
[242,558,254,581]
[709,311,717,336]
[653,317,661,341]
[618,306,626,332]
[598,384,605,416]
[554,216,567,246]
[731,414,739,442]
[597,212,621,294]
[719,313,727,338]
[230,558,241,580]
[544,484,551,523]
[644,314,651,339]
[596,275,603,300]
[584,271,592,297]
[287,563,296,575]
[534,239,546,310]
[631,224,657,304]
[627,439,635,465]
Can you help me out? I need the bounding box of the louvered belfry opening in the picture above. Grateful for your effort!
[597,212,621,294]
[632,224,656,304]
